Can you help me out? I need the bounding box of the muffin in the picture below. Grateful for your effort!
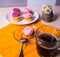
[24,8,33,14]
[22,26,34,39]
[42,4,54,22]
[23,13,33,22]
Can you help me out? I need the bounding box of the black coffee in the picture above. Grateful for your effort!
[38,34,57,48]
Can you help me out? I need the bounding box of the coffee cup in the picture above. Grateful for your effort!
[36,26,60,57]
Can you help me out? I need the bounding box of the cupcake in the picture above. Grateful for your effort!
[24,8,33,14]
[23,13,33,22]
[12,13,21,22]
[42,4,54,22]
[22,26,34,39]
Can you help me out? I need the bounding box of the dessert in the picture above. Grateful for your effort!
[24,8,33,14]
[22,26,34,39]
[42,4,54,22]
[23,13,33,22]
[12,8,21,22]
[23,26,34,35]
[12,13,21,22]
[13,8,20,13]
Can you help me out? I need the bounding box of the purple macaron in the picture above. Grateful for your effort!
[13,8,20,13]
[12,13,20,17]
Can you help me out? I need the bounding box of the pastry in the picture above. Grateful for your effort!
[12,13,21,22]
[13,8,20,13]
[23,13,33,22]
[22,26,34,39]
[12,8,22,22]
[24,8,33,14]
[23,26,34,35]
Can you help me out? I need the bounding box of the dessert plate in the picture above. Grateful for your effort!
[6,9,39,25]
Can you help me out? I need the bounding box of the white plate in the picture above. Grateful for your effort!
[6,9,39,25]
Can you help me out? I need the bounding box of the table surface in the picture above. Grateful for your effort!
[0,6,60,29]
[0,6,60,57]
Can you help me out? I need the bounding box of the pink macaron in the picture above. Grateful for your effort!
[23,13,33,18]
[24,8,33,13]
[23,26,34,35]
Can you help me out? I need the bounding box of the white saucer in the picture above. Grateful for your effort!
[6,8,39,25]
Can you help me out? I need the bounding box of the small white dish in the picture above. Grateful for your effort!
[6,8,39,25]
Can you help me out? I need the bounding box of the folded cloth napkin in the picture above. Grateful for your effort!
[0,21,60,57]
[0,21,45,57]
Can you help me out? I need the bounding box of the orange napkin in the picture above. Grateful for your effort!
[0,21,60,57]
[0,21,45,57]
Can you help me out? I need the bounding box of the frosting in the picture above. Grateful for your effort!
[23,13,33,18]
[23,26,34,35]
[12,13,20,17]
[42,4,52,14]
[24,8,32,13]
[13,8,20,13]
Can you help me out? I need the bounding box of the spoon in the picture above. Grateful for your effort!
[19,38,28,57]
[13,32,35,57]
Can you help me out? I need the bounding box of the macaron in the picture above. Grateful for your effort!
[23,26,34,36]
[13,8,20,13]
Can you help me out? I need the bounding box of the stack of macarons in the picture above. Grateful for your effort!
[23,8,33,22]
[12,8,21,22]
[12,8,34,22]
